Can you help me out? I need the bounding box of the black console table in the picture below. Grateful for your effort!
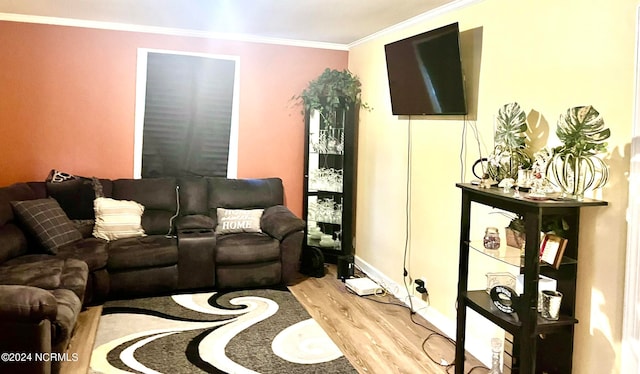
[454,183,607,374]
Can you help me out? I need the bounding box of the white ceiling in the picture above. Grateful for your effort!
[0,0,458,45]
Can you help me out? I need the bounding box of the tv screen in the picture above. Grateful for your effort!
[385,22,467,115]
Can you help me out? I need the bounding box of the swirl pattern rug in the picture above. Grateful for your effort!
[90,288,356,374]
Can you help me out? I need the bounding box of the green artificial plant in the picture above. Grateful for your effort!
[293,68,369,126]
[547,105,610,199]
[486,102,533,181]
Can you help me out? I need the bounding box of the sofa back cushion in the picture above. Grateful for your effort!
[0,183,37,227]
[0,224,28,264]
[178,177,208,216]
[46,179,96,220]
[26,182,48,199]
[206,177,284,227]
[111,178,178,235]
[0,183,38,262]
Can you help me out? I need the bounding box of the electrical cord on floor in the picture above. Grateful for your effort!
[408,304,489,373]
[344,271,488,374]
[446,364,489,374]
[345,271,457,371]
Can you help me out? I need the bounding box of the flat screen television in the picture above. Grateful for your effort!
[384,22,467,115]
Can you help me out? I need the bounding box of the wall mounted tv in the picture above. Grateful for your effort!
[385,22,467,115]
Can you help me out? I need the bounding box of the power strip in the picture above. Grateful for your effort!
[345,277,381,296]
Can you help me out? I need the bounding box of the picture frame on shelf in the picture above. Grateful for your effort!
[540,234,568,269]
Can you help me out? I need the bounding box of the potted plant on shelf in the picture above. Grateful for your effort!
[546,105,610,200]
[505,214,526,249]
[485,102,533,182]
[541,215,570,238]
[293,68,369,126]
[504,214,569,250]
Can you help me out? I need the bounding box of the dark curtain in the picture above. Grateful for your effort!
[142,53,235,178]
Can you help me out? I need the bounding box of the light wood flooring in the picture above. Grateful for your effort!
[61,265,486,374]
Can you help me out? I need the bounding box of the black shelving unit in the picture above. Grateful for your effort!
[455,183,607,374]
[302,105,358,263]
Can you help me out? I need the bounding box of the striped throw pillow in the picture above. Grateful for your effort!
[92,197,146,241]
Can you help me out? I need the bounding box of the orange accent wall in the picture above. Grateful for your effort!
[0,21,348,216]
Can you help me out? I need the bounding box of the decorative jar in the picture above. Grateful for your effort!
[483,227,501,249]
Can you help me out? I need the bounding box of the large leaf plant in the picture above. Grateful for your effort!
[293,68,368,126]
[547,105,610,198]
[486,102,532,181]
[554,105,610,156]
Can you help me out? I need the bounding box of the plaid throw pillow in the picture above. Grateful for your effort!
[11,198,83,254]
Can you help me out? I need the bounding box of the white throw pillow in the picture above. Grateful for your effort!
[92,197,146,241]
[215,208,263,234]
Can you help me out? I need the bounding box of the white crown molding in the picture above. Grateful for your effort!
[0,12,349,51]
[348,0,486,48]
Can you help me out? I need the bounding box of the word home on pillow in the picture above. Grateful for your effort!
[215,208,263,234]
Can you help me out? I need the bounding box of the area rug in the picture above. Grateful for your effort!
[90,288,357,374]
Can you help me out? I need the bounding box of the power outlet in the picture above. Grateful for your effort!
[415,278,428,294]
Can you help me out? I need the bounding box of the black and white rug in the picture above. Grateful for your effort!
[90,288,356,374]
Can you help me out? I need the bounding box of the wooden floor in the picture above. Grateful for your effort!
[62,265,485,373]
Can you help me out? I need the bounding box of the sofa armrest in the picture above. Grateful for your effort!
[0,285,57,322]
[261,205,305,240]
[176,214,215,231]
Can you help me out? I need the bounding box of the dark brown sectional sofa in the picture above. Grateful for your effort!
[0,176,305,374]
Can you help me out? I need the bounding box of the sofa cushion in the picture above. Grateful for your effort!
[215,208,263,235]
[0,259,63,290]
[207,177,284,212]
[111,178,178,210]
[0,183,37,227]
[72,219,95,238]
[109,265,177,297]
[0,285,57,322]
[57,258,89,304]
[260,205,306,240]
[57,238,108,271]
[178,177,209,215]
[107,235,178,271]
[1,253,55,267]
[46,178,97,220]
[92,197,146,241]
[10,199,82,254]
[0,258,88,302]
[111,178,178,235]
[176,214,215,230]
[49,288,82,345]
[216,262,281,289]
[0,224,28,264]
[215,233,280,265]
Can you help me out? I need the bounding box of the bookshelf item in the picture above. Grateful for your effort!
[302,106,358,263]
[455,183,607,374]
[539,234,568,269]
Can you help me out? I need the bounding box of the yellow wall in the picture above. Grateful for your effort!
[349,0,635,372]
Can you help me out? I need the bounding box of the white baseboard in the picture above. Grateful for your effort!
[353,255,492,368]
